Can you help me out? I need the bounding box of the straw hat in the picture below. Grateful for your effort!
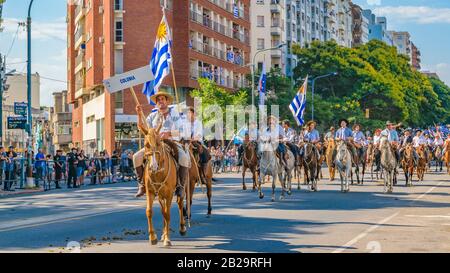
[150,90,174,105]
[306,120,317,127]
[386,121,395,126]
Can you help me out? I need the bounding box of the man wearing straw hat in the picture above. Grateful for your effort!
[134,91,191,198]
[381,121,401,162]
[299,120,321,159]
[263,115,289,166]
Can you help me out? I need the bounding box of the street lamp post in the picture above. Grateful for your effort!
[26,0,35,185]
[251,43,286,108]
[311,72,338,121]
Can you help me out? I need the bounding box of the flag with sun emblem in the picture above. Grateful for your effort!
[142,9,173,104]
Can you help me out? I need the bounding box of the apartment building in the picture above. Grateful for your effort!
[323,0,352,48]
[411,42,421,70]
[251,0,287,74]
[67,0,251,154]
[390,31,412,62]
[350,2,369,47]
[364,10,393,46]
[49,91,73,152]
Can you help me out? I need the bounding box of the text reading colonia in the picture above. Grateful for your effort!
[177,257,272,271]
[119,75,136,84]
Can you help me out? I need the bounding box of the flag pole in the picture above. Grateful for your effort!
[130,86,149,131]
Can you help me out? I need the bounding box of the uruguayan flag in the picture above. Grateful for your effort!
[289,76,308,126]
[142,10,172,105]
[258,64,267,106]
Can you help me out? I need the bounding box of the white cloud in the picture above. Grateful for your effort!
[2,17,66,41]
[367,0,382,6]
[422,63,450,87]
[373,6,450,24]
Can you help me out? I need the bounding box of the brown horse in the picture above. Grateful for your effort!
[416,145,427,181]
[141,124,187,246]
[444,140,450,175]
[325,139,336,181]
[401,144,415,187]
[242,142,258,191]
[316,142,326,180]
[365,143,376,181]
[187,142,213,217]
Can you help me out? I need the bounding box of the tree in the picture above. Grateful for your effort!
[292,40,450,129]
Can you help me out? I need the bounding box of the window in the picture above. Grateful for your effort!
[86,115,95,124]
[257,38,265,50]
[115,90,123,109]
[115,21,123,42]
[114,0,122,10]
[257,16,264,27]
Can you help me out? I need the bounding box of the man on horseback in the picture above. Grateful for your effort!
[352,124,366,160]
[324,127,335,142]
[264,115,289,166]
[373,128,383,171]
[180,106,210,185]
[134,91,191,198]
[413,129,429,161]
[381,121,401,162]
[334,119,357,162]
[237,120,259,166]
[282,120,300,161]
[300,120,321,159]
[400,128,418,166]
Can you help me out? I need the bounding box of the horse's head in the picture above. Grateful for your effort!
[379,135,389,150]
[143,123,163,172]
[259,137,277,153]
[335,141,348,161]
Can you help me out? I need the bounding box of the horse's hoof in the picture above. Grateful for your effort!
[280,196,285,201]
[179,229,187,236]
[151,239,158,245]
[271,197,275,202]
[163,240,172,247]
[287,190,292,196]
[207,209,212,215]
[243,186,247,191]
[259,193,264,199]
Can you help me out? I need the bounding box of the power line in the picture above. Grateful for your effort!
[5,24,21,58]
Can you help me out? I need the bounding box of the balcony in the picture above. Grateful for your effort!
[271,49,282,58]
[74,4,85,24]
[271,25,282,36]
[190,67,233,89]
[74,53,85,73]
[190,40,244,66]
[74,29,85,49]
[270,3,282,14]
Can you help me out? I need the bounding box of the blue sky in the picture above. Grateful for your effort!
[1,0,449,106]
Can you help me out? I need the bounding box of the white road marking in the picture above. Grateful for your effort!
[405,215,450,219]
[333,181,445,253]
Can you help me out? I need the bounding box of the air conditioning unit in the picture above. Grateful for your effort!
[99,36,105,43]
[99,5,104,14]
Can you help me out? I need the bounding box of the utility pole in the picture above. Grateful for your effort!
[26,0,35,185]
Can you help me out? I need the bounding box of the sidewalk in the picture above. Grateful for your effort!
[0,187,45,198]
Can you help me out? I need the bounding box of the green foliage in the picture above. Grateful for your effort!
[191,77,248,129]
[292,40,450,129]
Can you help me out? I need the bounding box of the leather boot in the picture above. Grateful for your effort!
[176,166,188,197]
[135,166,146,198]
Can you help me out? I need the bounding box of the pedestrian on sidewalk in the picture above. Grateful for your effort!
[34,148,46,188]
[4,149,17,191]
[53,150,63,189]
[67,148,78,188]
[0,146,5,188]
[77,150,87,187]
[45,154,55,190]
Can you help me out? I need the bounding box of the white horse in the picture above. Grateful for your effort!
[335,140,353,193]
[258,139,285,201]
[379,136,397,193]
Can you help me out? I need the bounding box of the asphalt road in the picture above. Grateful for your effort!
[0,168,449,253]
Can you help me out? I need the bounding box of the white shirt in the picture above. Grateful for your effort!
[433,138,444,146]
[413,136,426,148]
[146,107,181,141]
[373,135,382,145]
[180,118,203,142]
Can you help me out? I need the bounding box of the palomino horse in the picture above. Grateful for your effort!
[258,139,285,201]
[433,146,443,172]
[379,136,397,193]
[365,143,377,181]
[242,142,259,191]
[141,124,186,246]
[325,139,336,181]
[303,142,319,192]
[335,140,353,193]
[416,145,427,181]
[187,142,213,217]
[444,141,450,175]
[401,144,415,187]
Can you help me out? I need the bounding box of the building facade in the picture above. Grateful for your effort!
[1,73,41,150]
[363,10,393,46]
[389,31,412,62]
[49,91,73,152]
[411,42,421,70]
[350,2,369,47]
[67,0,251,154]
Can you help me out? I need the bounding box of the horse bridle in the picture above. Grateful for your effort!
[243,142,256,164]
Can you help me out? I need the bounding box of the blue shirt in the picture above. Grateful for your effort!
[304,129,320,142]
[335,127,353,140]
[352,131,366,145]
[381,129,399,142]
[35,152,46,168]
